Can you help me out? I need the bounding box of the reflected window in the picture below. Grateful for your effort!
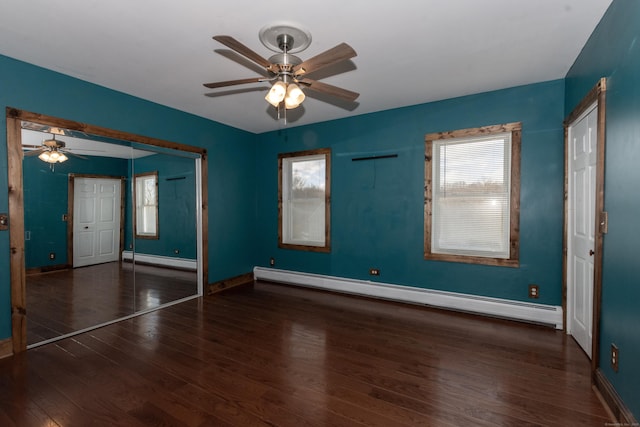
[134,171,159,239]
[278,148,331,252]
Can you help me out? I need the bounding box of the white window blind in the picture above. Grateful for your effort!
[282,154,326,247]
[432,133,512,258]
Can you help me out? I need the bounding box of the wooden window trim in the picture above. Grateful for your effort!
[278,148,331,253]
[134,171,159,240]
[424,122,521,267]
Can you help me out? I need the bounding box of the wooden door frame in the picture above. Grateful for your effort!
[6,107,209,354]
[68,174,126,268]
[562,78,607,372]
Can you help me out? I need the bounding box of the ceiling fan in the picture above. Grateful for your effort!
[203,24,359,114]
[23,134,87,164]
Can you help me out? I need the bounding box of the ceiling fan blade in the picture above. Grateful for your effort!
[293,43,357,77]
[297,78,360,102]
[64,151,88,160]
[213,35,274,70]
[203,77,267,89]
[24,148,45,157]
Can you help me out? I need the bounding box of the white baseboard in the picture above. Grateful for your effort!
[254,267,563,329]
[122,251,197,271]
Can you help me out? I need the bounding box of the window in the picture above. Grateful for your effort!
[425,123,521,266]
[134,171,159,239]
[279,148,331,252]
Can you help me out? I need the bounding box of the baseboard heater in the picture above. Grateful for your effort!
[122,251,197,271]
[254,267,563,329]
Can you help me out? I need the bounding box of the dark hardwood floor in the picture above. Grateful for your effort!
[2,281,611,426]
[26,262,197,345]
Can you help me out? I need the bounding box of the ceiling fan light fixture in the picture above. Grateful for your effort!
[38,151,51,162]
[265,80,287,107]
[38,147,68,164]
[284,83,305,109]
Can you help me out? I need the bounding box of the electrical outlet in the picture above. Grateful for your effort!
[269,257,275,267]
[611,344,619,372]
[49,252,56,260]
[369,268,380,276]
[174,249,180,254]
[528,284,539,299]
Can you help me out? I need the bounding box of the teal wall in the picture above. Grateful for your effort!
[125,153,197,259]
[565,0,640,418]
[0,54,257,340]
[255,80,565,303]
[23,154,128,268]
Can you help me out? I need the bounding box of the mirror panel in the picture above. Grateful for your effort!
[21,123,200,347]
[130,148,199,312]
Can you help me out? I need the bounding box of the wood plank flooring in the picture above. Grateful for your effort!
[26,262,197,345]
[2,281,611,426]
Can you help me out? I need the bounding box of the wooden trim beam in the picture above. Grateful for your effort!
[0,338,12,359]
[7,115,26,354]
[7,108,205,155]
[200,154,209,287]
[208,272,254,295]
[425,122,522,142]
[594,369,638,425]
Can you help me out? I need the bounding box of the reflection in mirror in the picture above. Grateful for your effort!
[134,171,159,239]
[21,124,200,347]
[129,148,199,313]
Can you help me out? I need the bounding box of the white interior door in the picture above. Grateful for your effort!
[73,177,121,268]
[567,103,598,358]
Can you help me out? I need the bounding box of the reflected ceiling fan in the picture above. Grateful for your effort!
[23,134,87,164]
[203,24,359,115]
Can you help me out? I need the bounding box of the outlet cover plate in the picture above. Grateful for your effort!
[611,343,619,372]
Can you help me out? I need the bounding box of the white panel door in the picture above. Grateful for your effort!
[73,177,121,267]
[567,104,598,358]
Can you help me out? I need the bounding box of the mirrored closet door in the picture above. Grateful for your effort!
[20,123,202,347]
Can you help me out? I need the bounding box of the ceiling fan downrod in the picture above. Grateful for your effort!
[277,34,293,53]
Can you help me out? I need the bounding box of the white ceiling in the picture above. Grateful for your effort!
[0,1,612,134]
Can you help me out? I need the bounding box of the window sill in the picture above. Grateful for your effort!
[424,252,519,268]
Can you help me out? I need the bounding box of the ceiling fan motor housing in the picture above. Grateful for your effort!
[43,138,65,148]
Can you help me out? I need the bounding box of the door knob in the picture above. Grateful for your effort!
[589,249,595,256]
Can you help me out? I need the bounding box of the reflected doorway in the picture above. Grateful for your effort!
[72,176,124,268]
